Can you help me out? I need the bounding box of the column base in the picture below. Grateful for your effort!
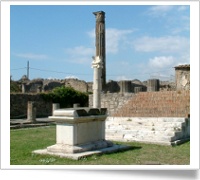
[32,140,132,160]
[47,140,113,154]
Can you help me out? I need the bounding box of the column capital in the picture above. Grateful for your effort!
[92,56,103,69]
[93,11,105,22]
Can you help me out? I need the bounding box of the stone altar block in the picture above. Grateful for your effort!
[33,108,131,160]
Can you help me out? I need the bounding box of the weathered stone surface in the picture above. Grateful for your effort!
[10,93,52,118]
[89,93,135,116]
[105,117,190,145]
[33,144,131,160]
[93,11,106,90]
[175,64,190,90]
[33,107,131,159]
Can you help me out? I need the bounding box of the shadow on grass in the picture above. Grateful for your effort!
[103,145,142,156]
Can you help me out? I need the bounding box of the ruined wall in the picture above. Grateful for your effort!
[22,78,92,93]
[17,77,176,94]
[43,80,64,91]
[65,79,90,92]
[175,65,190,91]
[89,90,190,118]
[10,93,52,118]
[89,93,135,115]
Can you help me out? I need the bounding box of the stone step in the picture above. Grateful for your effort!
[106,133,173,143]
[105,117,190,145]
[106,121,185,129]
[106,117,187,123]
[106,124,184,132]
[106,129,174,138]
[106,129,188,143]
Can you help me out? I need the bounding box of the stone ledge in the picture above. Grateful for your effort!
[46,140,113,153]
[32,144,132,160]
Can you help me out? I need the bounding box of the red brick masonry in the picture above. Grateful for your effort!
[113,90,190,118]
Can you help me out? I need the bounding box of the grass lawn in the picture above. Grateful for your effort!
[10,125,190,165]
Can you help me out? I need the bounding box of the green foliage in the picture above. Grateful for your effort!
[10,81,21,93]
[41,86,88,108]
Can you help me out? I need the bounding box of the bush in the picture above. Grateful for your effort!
[10,81,21,93]
[41,86,88,108]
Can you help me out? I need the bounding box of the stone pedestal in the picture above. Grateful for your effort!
[33,107,131,160]
[27,101,36,123]
[47,108,109,153]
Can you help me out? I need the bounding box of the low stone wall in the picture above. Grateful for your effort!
[10,93,52,118]
[89,90,190,117]
[106,117,190,145]
[89,93,135,116]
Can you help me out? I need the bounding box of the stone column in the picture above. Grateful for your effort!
[92,56,103,108]
[27,101,36,123]
[22,83,26,93]
[93,11,106,91]
[52,103,60,115]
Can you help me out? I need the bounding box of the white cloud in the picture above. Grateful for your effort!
[138,55,190,81]
[116,75,132,81]
[14,53,48,60]
[65,75,79,79]
[65,46,94,64]
[148,56,175,69]
[146,5,174,17]
[106,28,133,54]
[65,46,94,57]
[88,28,134,54]
[133,36,189,54]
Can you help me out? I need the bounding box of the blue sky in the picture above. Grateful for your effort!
[10,5,190,82]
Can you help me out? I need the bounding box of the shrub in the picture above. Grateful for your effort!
[41,86,88,108]
[10,81,21,93]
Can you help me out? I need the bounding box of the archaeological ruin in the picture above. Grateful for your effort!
[11,10,190,153]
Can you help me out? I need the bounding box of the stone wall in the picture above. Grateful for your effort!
[19,78,92,93]
[175,65,190,91]
[89,93,135,115]
[16,77,177,94]
[10,93,52,118]
[89,90,190,118]
[65,78,92,93]
[106,117,190,145]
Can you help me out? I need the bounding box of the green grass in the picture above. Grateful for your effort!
[10,126,190,165]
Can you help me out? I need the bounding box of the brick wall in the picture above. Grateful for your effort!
[113,90,190,117]
[10,93,52,118]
